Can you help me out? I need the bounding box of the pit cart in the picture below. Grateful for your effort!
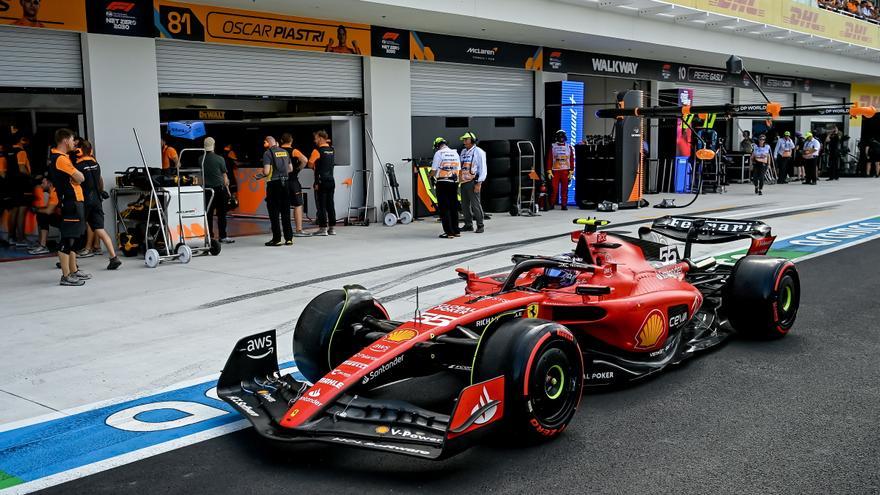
[380,162,413,226]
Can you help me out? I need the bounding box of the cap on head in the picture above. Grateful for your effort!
[204,137,215,152]
[805,132,813,139]
[459,131,477,142]
[784,131,791,137]
[433,137,447,148]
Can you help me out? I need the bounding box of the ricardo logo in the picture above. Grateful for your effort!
[709,0,765,17]
[783,6,824,32]
[385,328,417,343]
[635,310,667,349]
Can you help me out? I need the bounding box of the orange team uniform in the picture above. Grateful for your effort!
[51,149,84,202]
[14,147,31,175]
[162,145,179,169]
[13,19,44,28]
[0,153,7,176]
[33,184,59,210]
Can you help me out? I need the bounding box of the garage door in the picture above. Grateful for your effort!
[0,27,82,88]
[810,95,847,123]
[740,90,795,107]
[411,62,534,117]
[155,40,363,98]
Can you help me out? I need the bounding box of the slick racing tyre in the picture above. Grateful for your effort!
[483,177,512,198]
[483,196,512,213]
[481,140,511,158]
[723,256,800,338]
[486,157,512,178]
[473,319,584,443]
[293,286,389,383]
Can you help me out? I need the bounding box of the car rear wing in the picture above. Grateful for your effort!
[649,215,775,258]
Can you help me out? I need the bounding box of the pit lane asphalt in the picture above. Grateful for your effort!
[41,238,880,495]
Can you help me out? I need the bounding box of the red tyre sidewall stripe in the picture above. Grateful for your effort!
[772,262,795,335]
[522,332,552,396]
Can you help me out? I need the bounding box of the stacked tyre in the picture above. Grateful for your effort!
[480,140,514,213]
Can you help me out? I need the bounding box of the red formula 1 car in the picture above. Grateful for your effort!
[218,216,800,459]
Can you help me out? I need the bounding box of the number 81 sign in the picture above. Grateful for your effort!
[158,5,205,41]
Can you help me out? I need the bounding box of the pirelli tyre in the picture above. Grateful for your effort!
[293,286,390,384]
[486,157,512,178]
[483,177,512,198]
[483,196,513,214]
[481,139,511,158]
[723,256,800,338]
[472,319,584,443]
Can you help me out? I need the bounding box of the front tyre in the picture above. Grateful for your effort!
[472,319,584,443]
[724,256,800,338]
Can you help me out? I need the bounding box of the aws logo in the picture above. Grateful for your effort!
[634,310,667,349]
[241,334,274,359]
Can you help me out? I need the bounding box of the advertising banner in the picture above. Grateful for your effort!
[371,25,409,59]
[410,31,542,70]
[561,81,584,206]
[87,0,155,37]
[0,0,87,31]
[153,0,371,55]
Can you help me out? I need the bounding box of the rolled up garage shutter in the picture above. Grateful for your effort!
[0,27,82,88]
[410,62,534,117]
[658,82,732,106]
[155,39,362,98]
[740,90,795,107]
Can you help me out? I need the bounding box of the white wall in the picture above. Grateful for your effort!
[363,57,413,218]
[81,34,161,179]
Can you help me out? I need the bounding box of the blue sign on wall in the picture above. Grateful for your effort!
[561,81,584,205]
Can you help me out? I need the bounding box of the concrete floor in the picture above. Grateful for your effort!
[1,179,878,425]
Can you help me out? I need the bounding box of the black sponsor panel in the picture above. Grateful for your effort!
[157,5,205,42]
[371,25,409,59]
[87,0,155,37]
[411,31,541,69]
[544,48,667,80]
[160,109,245,121]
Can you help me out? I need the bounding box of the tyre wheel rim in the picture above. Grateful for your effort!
[781,286,792,312]
[545,364,565,399]
[776,274,799,327]
[530,346,579,427]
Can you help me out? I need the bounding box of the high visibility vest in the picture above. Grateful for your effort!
[550,143,572,171]
[434,148,461,182]
[460,147,476,182]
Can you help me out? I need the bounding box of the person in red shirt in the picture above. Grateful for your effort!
[546,130,576,210]
[161,138,179,170]
[50,128,90,286]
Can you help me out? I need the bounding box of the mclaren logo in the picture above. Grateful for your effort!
[635,310,667,349]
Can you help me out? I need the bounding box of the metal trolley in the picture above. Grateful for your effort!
[514,141,539,216]
[133,130,221,268]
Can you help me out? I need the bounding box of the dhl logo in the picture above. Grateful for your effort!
[842,22,872,43]
[783,6,824,32]
[106,1,135,12]
[382,32,399,41]
[708,0,765,17]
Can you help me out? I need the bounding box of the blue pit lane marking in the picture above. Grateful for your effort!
[0,363,302,493]
[2,215,880,493]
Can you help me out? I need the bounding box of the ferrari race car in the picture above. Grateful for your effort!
[218,216,800,459]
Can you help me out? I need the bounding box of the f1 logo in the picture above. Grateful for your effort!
[107,1,136,12]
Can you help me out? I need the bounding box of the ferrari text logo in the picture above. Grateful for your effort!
[635,310,667,349]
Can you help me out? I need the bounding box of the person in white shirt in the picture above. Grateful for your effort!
[458,132,487,233]
[802,132,821,185]
[751,134,771,195]
[429,137,461,238]
[774,131,796,184]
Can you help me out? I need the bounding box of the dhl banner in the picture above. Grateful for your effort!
[665,0,880,49]
[153,0,371,55]
[0,0,87,31]
[849,83,880,135]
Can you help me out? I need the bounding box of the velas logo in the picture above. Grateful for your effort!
[240,334,273,359]
[783,6,824,32]
[382,32,399,41]
[106,1,135,12]
[709,0,765,17]
[635,309,667,349]
[385,328,417,342]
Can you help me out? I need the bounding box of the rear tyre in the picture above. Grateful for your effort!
[293,286,389,383]
[483,178,512,198]
[472,319,584,443]
[724,256,800,338]
[483,196,513,213]
[209,239,221,256]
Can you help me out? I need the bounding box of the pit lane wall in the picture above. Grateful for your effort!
[664,0,880,49]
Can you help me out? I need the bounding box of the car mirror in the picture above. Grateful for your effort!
[576,285,612,296]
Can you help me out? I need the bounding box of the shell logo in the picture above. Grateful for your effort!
[635,310,667,349]
[385,328,417,343]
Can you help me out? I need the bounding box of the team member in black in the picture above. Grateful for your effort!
[308,130,337,236]
[50,128,90,286]
[262,136,293,246]
[75,141,121,269]
[280,133,309,237]
[202,137,234,244]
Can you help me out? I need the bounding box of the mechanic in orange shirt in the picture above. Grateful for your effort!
[161,138,179,170]
[49,128,90,286]
[27,175,58,256]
